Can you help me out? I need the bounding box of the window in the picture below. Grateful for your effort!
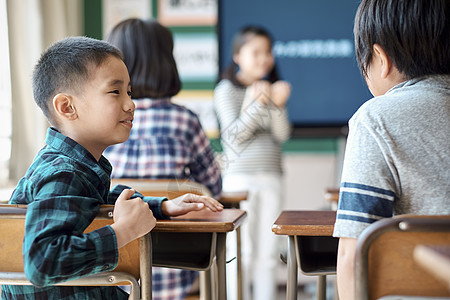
[0,0,12,185]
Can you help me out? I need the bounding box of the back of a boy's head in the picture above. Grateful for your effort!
[32,36,123,124]
[354,0,450,79]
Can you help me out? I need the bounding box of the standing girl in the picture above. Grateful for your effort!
[105,18,222,300]
[214,25,291,300]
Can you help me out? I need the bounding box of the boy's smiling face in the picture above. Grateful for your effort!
[64,55,134,160]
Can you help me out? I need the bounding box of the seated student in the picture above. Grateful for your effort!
[1,36,223,299]
[104,18,222,300]
[332,0,450,299]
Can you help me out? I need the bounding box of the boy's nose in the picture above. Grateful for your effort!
[124,98,135,112]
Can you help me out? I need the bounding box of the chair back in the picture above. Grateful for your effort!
[355,214,450,300]
[111,178,212,199]
[0,204,149,300]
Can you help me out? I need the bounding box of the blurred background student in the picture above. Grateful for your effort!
[105,18,222,300]
[214,25,291,300]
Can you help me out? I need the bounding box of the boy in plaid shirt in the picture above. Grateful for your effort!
[2,36,223,300]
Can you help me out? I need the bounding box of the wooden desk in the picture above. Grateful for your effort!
[154,209,247,300]
[414,245,450,291]
[272,211,338,300]
[0,205,245,300]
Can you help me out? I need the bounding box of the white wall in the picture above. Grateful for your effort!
[282,153,340,211]
[276,152,341,293]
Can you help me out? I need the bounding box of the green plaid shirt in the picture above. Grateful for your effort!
[2,127,167,299]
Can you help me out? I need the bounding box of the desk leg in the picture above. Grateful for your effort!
[236,227,242,300]
[217,233,227,300]
[200,269,213,300]
[287,236,298,300]
[317,275,326,300]
[140,233,152,300]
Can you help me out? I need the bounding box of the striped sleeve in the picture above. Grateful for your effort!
[333,182,397,238]
[333,106,399,238]
[270,107,291,143]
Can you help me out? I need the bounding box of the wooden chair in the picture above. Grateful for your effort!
[0,204,152,300]
[324,188,339,204]
[355,214,450,300]
[111,178,213,198]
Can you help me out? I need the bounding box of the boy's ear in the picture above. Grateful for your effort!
[53,93,77,120]
[373,44,392,79]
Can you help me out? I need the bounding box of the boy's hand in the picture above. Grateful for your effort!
[161,194,224,217]
[271,81,291,107]
[111,189,156,248]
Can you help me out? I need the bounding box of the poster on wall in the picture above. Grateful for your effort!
[102,0,152,37]
[173,32,218,83]
[158,0,217,26]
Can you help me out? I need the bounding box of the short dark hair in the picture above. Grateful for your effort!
[106,18,181,99]
[354,0,450,79]
[32,36,123,124]
[220,25,280,86]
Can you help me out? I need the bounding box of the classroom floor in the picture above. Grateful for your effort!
[183,281,338,300]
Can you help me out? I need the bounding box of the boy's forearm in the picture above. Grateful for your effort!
[336,237,358,300]
[110,222,136,248]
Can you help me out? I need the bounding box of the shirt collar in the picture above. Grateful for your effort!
[386,74,450,95]
[45,127,112,183]
[134,98,171,109]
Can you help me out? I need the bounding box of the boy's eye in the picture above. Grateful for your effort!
[127,91,132,97]
[110,90,120,94]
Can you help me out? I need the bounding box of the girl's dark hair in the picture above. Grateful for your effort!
[354,0,450,79]
[107,18,181,99]
[220,25,280,86]
[32,36,123,125]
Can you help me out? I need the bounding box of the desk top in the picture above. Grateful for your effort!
[0,204,247,234]
[272,210,336,236]
[414,245,450,290]
[155,208,247,233]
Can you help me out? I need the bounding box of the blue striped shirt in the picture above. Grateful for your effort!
[334,76,450,239]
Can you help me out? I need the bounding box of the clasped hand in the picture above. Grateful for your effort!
[249,80,291,107]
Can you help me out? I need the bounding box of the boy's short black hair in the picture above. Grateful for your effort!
[106,18,181,99]
[32,36,123,125]
[354,0,450,79]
